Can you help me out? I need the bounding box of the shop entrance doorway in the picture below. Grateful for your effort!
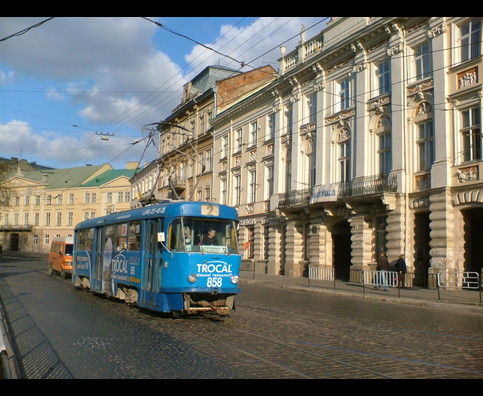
[332,220,351,281]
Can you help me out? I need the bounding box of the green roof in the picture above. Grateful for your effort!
[46,165,108,189]
[81,169,137,187]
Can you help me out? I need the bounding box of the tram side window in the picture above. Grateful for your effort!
[128,221,141,251]
[76,228,93,251]
[167,219,185,252]
[114,223,128,251]
[105,225,116,252]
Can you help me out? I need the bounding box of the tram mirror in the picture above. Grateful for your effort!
[157,232,165,242]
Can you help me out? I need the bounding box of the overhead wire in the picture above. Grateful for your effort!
[0,17,55,42]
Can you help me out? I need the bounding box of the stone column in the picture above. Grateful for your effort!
[386,195,406,263]
[349,215,373,283]
[429,188,455,273]
[284,219,304,277]
[267,220,282,275]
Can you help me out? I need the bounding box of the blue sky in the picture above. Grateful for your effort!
[0,17,327,170]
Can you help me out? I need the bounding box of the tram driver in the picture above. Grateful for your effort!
[201,227,218,245]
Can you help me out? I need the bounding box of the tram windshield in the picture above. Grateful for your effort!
[167,217,238,254]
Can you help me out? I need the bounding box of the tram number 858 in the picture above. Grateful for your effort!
[207,277,223,287]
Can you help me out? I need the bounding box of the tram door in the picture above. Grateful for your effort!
[143,220,163,306]
[91,227,104,292]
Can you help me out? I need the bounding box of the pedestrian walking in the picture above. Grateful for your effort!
[396,254,407,288]
[375,251,389,290]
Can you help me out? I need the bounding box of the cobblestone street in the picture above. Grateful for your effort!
[1,253,482,379]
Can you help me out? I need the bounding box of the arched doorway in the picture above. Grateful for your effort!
[332,220,351,281]
[462,207,483,273]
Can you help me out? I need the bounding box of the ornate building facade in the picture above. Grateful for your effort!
[210,17,482,282]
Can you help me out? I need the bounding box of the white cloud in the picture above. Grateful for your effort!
[0,70,15,85]
[0,17,185,130]
[0,17,326,168]
[184,17,325,75]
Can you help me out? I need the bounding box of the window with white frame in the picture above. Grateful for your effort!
[460,19,481,62]
[338,129,351,182]
[233,173,241,206]
[285,146,292,192]
[338,78,351,111]
[307,92,317,123]
[68,212,73,226]
[414,42,431,80]
[309,148,316,187]
[268,113,276,140]
[264,163,274,200]
[220,176,227,205]
[249,121,258,147]
[221,135,228,158]
[376,60,391,96]
[461,107,481,162]
[285,104,293,135]
[378,132,392,176]
[417,120,434,171]
[235,128,242,152]
[205,149,212,172]
[248,168,257,204]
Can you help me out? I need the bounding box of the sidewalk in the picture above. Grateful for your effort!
[239,271,483,312]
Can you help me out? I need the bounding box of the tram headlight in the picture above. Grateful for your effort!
[187,274,198,283]
[230,275,239,284]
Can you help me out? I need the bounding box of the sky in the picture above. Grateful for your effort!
[0,17,327,170]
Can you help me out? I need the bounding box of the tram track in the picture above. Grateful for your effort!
[59,274,483,379]
[85,288,482,379]
[116,303,395,378]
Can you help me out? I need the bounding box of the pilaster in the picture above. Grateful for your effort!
[284,219,304,277]
[267,220,282,275]
[386,195,406,263]
[349,215,373,270]
[429,188,455,272]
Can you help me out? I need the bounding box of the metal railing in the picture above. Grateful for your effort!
[305,267,482,303]
[277,173,398,208]
[437,270,480,289]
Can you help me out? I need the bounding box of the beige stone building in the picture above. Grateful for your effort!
[156,64,277,203]
[0,158,137,253]
[209,17,483,284]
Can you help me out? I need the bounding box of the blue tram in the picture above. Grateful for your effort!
[72,201,241,315]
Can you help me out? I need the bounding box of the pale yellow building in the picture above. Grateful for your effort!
[0,158,137,253]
